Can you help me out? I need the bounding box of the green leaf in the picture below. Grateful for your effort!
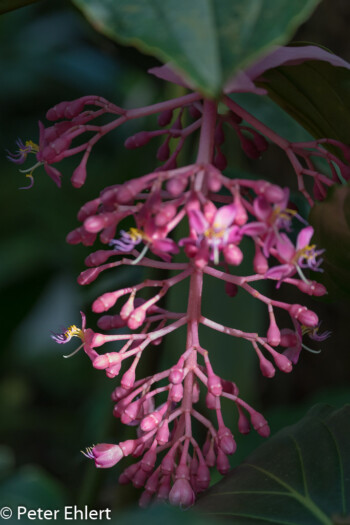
[71,0,321,96]
[309,183,350,298]
[0,0,41,14]
[196,404,350,524]
[259,57,350,144]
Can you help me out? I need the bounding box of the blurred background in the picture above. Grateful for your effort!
[0,0,350,520]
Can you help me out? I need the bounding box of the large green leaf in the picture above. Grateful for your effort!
[309,183,350,298]
[196,404,350,524]
[71,0,321,97]
[0,0,41,14]
[259,58,350,144]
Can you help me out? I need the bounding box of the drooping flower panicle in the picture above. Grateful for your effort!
[10,47,337,508]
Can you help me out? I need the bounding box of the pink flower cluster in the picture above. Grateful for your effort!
[10,65,339,507]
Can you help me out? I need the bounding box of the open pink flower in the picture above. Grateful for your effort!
[180,203,241,265]
[265,226,324,286]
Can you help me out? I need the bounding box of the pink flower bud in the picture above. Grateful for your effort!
[85,250,112,266]
[214,149,227,170]
[169,479,195,508]
[208,374,222,396]
[233,194,248,225]
[140,409,163,432]
[289,305,319,327]
[295,280,327,296]
[156,420,170,445]
[223,244,243,266]
[267,320,281,347]
[121,368,136,390]
[139,490,152,508]
[92,443,123,468]
[215,123,225,146]
[273,352,292,373]
[93,352,121,370]
[169,365,184,384]
[119,439,137,457]
[92,292,118,313]
[254,245,268,274]
[111,386,130,402]
[169,383,183,402]
[216,449,230,475]
[77,267,102,285]
[154,203,177,227]
[105,363,121,378]
[166,176,188,196]
[161,452,175,474]
[196,463,210,492]
[237,407,251,434]
[145,470,159,494]
[124,131,151,149]
[158,109,173,127]
[71,162,87,188]
[240,135,260,159]
[97,314,126,330]
[141,449,157,472]
[157,140,170,161]
[120,294,135,320]
[205,446,216,467]
[259,355,276,378]
[206,392,217,409]
[133,468,149,488]
[192,381,200,403]
[250,412,270,437]
[119,462,139,484]
[207,171,222,192]
[116,180,145,203]
[225,282,238,297]
[253,133,269,155]
[156,475,171,500]
[127,306,146,330]
[217,427,237,455]
[77,198,100,222]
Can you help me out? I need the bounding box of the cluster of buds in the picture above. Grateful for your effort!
[10,59,338,507]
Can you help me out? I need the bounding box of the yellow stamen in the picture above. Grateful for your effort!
[66,325,84,340]
[24,140,39,153]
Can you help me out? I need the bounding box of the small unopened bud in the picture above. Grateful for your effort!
[141,449,157,472]
[225,282,238,297]
[157,140,170,161]
[124,131,151,149]
[217,427,237,455]
[223,244,243,266]
[71,162,87,188]
[250,411,270,437]
[169,478,195,508]
[169,383,183,402]
[158,109,173,127]
[216,449,230,475]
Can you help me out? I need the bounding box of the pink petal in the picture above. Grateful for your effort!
[152,238,179,254]
[241,222,267,237]
[213,204,236,229]
[188,209,209,235]
[253,196,271,221]
[276,234,295,261]
[296,226,314,250]
[265,263,295,281]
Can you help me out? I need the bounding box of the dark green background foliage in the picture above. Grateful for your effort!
[0,1,350,523]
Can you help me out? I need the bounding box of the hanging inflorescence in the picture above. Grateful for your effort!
[9,61,341,507]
